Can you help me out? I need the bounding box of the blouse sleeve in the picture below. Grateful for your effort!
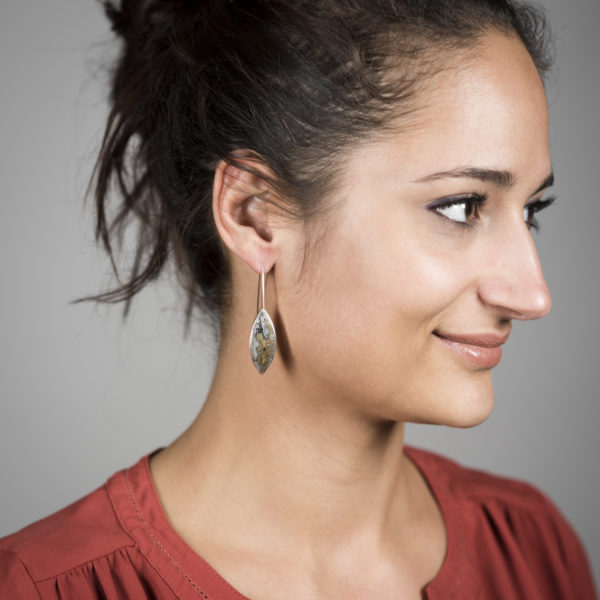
[537,489,598,600]
[0,549,42,599]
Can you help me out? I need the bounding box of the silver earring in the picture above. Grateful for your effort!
[249,265,277,374]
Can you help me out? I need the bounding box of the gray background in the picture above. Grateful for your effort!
[1,0,599,590]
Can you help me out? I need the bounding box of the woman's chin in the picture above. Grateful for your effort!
[440,379,495,428]
[401,375,495,428]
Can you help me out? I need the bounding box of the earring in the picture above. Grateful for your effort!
[249,265,277,374]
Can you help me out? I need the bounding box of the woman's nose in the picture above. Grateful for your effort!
[477,218,552,321]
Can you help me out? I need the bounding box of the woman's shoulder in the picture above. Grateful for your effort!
[1,478,131,562]
[405,444,598,599]
[0,454,172,599]
[405,442,561,512]
[404,442,585,541]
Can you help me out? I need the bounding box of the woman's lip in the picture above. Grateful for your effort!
[432,331,507,368]
[432,330,510,347]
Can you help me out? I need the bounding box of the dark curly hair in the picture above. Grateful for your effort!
[73,0,554,339]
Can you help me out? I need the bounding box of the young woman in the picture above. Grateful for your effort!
[1,1,597,598]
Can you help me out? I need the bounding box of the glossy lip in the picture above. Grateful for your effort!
[432,330,510,368]
[432,330,510,348]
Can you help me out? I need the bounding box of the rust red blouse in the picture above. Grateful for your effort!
[1,445,597,599]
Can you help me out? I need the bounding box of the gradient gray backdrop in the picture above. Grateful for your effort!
[1,0,599,590]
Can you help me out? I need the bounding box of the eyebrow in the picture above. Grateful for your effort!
[414,167,554,196]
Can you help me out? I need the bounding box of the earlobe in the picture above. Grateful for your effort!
[212,158,278,275]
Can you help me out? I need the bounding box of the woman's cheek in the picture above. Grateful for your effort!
[380,240,470,320]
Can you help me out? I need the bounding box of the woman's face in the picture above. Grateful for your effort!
[276,31,553,427]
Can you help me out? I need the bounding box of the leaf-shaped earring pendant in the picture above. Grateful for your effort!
[249,265,277,374]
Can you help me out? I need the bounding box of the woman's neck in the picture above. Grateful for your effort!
[150,340,423,564]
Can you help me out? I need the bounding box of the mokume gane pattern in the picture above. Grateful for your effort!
[249,308,277,374]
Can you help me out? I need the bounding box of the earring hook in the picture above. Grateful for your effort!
[256,265,266,314]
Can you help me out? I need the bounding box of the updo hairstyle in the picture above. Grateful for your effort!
[76,0,554,338]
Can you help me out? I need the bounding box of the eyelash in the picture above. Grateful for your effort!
[429,193,557,232]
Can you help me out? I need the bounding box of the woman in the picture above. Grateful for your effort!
[1,0,597,598]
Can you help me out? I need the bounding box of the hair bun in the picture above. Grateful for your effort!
[102,0,133,38]
[102,0,192,40]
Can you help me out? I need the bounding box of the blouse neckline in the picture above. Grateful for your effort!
[108,444,480,599]
[404,445,480,597]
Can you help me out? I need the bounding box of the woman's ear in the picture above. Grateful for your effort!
[212,157,279,275]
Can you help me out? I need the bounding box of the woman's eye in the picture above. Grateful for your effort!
[429,193,557,232]
[523,195,557,232]
[430,194,487,228]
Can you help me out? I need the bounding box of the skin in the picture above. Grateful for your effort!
[151,31,553,600]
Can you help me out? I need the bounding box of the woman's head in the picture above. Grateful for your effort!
[83,0,555,426]
[87,0,553,320]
